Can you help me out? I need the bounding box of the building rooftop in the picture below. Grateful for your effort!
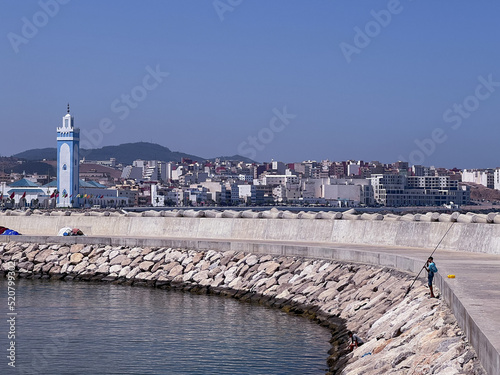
[79,179,106,188]
[42,180,58,188]
[9,178,40,188]
[6,188,46,194]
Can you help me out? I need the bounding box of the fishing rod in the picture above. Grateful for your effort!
[404,221,455,297]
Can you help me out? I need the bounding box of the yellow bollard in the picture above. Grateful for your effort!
[447,275,455,278]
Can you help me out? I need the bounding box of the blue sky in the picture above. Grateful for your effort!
[1,0,499,168]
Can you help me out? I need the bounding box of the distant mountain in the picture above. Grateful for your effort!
[0,157,56,177]
[13,142,255,165]
[13,148,57,161]
[80,142,202,165]
[10,161,56,176]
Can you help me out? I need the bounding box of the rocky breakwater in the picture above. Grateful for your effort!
[0,242,485,375]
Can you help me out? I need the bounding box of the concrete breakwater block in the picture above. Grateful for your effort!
[84,211,106,217]
[456,214,473,224]
[280,211,299,219]
[475,214,489,223]
[425,212,440,222]
[360,213,383,221]
[203,210,223,218]
[50,211,71,216]
[241,210,259,219]
[142,210,162,217]
[438,212,459,222]
[457,213,487,224]
[260,210,281,219]
[221,210,241,218]
[339,208,359,220]
[297,212,319,219]
[341,214,360,220]
[341,213,360,220]
[487,212,498,223]
[400,214,417,222]
[316,211,342,220]
[418,213,437,222]
[383,214,401,221]
[182,210,205,218]
[466,212,488,224]
[161,210,182,217]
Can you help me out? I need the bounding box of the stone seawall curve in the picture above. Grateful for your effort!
[0,241,485,374]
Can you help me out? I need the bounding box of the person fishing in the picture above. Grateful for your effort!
[347,331,364,351]
[404,223,453,298]
[424,256,438,298]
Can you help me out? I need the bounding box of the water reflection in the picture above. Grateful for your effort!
[0,279,331,375]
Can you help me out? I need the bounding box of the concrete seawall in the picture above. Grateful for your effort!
[1,214,500,254]
[1,213,499,374]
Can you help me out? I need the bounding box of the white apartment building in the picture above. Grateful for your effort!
[321,178,373,206]
[495,169,500,191]
[462,169,494,189]
[151,184,164,207]
[407,176,454,189]
[371,174,470,206]
[238,185,252,200]
[322,184,361,204]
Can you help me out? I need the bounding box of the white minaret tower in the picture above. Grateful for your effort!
[57,104,80,208]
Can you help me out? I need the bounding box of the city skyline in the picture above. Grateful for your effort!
[1,1,499,168]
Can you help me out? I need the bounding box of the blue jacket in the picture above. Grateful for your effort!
[428,262,438,275]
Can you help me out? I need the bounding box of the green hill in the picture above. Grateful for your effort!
[13,142,255,165]
[10,161,56,176]
[13,148,57,161]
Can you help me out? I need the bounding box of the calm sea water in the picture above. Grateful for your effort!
[0,279,331,375]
